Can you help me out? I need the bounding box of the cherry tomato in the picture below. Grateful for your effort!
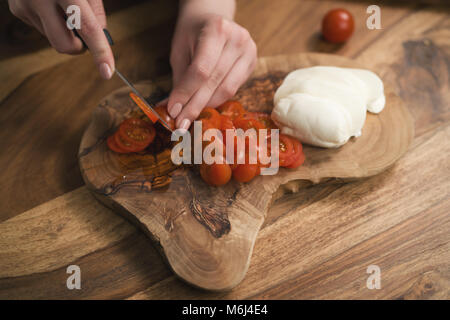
[285,139,305,169]
[118,118,156,147]
[114,131,147,152]
[232,163,259,183]
[198,107,221,129]
[200,163,232,186]
[219,114,235,146]
[322,8,354,43]
[154,105,175,131]
[233,116,265,132]
[286,151,305,169]
[271,134,295,167]
[217,101,245,120]
[107,135,128,153]
[129,92,159,123]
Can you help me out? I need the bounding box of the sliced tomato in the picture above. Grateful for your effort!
[285,138,305,169]
[270,134,295,167]
[129,92,159,123]
[107,134,128,153]
[220,114,235,131]
[118,118,156,148]
[198,107,221,129]
[154,105,176,131]
[289,138,303,160]
[286,151,305,169]
[114,131,147,153]
[217,101,245,120]
[233,116,265,132]
[232,163,259,183]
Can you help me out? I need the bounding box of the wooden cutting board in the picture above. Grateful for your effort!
[79,53,414,291]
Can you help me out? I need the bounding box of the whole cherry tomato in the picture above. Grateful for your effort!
[322,8,354,43]
[200,162,232,186]
[232,163,259,183]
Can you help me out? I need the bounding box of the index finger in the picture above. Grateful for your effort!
[61,0,115,79]
[167,20,227,116]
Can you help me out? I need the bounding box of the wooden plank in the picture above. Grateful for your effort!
[0,0,449,299]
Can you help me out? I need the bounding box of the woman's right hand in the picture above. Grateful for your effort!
[8,0,115,79]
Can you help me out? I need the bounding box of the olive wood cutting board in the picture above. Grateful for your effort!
[78,53,414,291]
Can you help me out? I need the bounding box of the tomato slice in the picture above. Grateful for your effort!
[286,151,305,169]
[114,131,147,153]
[232,163,259,183]
[118,118,156,148]
[233,116,265,132]
[217,101,245,120]
[107,135,128,153]
[270,134,295,167]
[153,105,176,131]
[198,107,221,129]
[129,92,159,123]
[285,138,305,169]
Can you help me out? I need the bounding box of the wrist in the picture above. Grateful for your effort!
[178,0,235,22]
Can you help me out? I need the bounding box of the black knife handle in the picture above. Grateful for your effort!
[72,28,114,48]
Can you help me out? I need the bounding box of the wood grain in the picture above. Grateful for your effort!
[0,0,448,299]
[79,53,413,291]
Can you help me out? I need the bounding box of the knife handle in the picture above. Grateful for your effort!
[72,28,114,48]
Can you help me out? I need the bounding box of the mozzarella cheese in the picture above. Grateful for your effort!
[271,66,385,148]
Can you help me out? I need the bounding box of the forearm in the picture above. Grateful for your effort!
[178,0,236,21]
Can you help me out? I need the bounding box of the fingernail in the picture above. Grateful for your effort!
[169,102,182,118]
[99,63,112,80]
[179,118,191,130]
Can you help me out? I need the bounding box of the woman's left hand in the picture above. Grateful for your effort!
[167,12,257,130]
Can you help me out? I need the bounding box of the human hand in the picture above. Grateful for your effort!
[8,0,115,79]
[167,13,257,130]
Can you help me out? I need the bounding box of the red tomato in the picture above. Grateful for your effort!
[219,114,235,146]
[198,107,221,129]
[322,8,354,43]
[274,134,295,167]
[118,118,156,147]
[285,139,305,169]
[217,101,245,120]
[286,151,305,169]
[233,116,265,132]
[107,135,128,153]
[154,105,175,131]
[114,131,147,152]
[243,112,278,130]
[232,163,259,183]
[200,163,232,186]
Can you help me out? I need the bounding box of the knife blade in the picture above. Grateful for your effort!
[115,69,173,132]
[73,28,173,132]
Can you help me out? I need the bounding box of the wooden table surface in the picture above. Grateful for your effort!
[0,0,449,299]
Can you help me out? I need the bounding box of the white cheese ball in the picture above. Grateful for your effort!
[272,66,385,148]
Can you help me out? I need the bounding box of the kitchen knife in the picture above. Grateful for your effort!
[74,28,173,132]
